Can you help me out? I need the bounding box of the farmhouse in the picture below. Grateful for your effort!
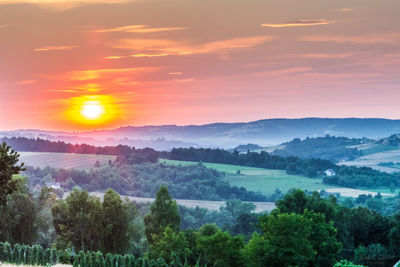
[324,169,336,177]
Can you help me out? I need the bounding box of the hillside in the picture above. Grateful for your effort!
[4,118,400,148]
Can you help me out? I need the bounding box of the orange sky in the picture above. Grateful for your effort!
[1,0,400,131]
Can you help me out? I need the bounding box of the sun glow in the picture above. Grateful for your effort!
[80,101,105,120]
[65,95,121,127]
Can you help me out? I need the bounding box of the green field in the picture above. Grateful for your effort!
[19,152,116,170]
[160,159,337,195]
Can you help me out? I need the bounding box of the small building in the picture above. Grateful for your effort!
[324,169,336,177]
[45,182,61,190]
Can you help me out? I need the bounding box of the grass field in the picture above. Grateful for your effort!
[19,152,116,170]
[160,159,338,195]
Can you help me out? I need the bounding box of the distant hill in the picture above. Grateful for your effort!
[3,118,400,148]
[271,136,366,162]
[231,143,264,153]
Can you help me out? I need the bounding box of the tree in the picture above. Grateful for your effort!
[52,189,103,251]
[258,212,314,267]
[102,189,130,254]
[196,224,244,267]
[149,226,190,264]
[244,210,341,267]
[0,176,38,245]
[144,186,180,244]
[0,142,25,204]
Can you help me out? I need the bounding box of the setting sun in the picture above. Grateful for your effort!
[64,95,122,128]
[80,101,105,120]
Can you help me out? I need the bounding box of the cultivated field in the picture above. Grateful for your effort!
[18,152,116,170]
[341,149,400,173]
[88,192,276,213]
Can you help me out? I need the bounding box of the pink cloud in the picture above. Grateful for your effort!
[262,19,332,28]
[301,33,400,44]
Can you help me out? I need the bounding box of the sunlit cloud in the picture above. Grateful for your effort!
[131,53,169,58]
[34,45,78,51]
[68,67,159,81]
[0,24,7,28]
[256,67,312,76]
[16,79,37,85]
[168,72,183,75]
[94,24,187,33]
[300,33,400,44]
[338,8,352,12]
[112,36,275,55]
[262,19,332,28]
[297,53,351,59]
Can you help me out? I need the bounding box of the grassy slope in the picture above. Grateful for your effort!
[160,159,337,195]
[19,152,116,170]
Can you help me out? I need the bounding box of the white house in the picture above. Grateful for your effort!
[324,169,336,177]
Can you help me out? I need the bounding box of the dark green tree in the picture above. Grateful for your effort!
[0,142,25,204]
[102,189,130,254]
[144,186,180,244]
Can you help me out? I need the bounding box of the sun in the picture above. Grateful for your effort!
[64,95,121,127]
[80,101,105,120]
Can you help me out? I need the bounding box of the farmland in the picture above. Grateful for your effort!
[341,148,400,173]
[18,152,116,170]
[89,192,275,213]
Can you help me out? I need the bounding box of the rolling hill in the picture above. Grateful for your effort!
[4,118,400,148]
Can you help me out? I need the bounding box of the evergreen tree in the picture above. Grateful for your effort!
[144,186,180,244]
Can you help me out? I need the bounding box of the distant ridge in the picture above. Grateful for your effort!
[2,118,400,148]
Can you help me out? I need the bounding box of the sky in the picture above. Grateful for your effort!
[1,0,400,131]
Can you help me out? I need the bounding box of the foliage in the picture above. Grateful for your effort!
[144,187,180,244]
[52,188,137,253]
[334,260,366,267]
[0,142,25,204]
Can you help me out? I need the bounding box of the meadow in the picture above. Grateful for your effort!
[19,152,116,170]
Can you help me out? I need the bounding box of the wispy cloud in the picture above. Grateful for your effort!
[94,24,187,33]
[16,79,37,85]
[34,45,78,51]
[67,67,159,81]
[338,8,352,12]
[131,53,169,58]
[262,19,332,28]
[105,53,169,59]
[297,53,351,59]
[255,67,312,76]
[111,36,275,56]
[300,33,400,44]
[0,24,7,28]
[168,72,183,75]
